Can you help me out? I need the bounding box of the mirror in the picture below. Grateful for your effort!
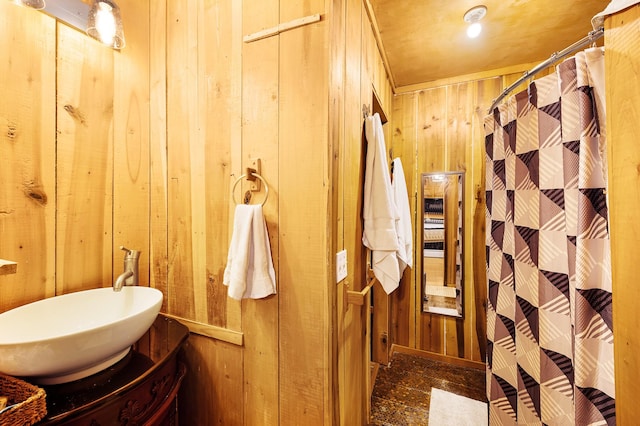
[421,172,464,317]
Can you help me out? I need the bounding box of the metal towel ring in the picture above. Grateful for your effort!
[231,172,269,206]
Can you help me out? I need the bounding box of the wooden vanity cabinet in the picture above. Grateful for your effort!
[37,315,189,426]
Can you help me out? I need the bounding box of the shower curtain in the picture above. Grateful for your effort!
[484,47,614,425]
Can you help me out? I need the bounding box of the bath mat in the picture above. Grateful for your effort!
[428,388,487,425]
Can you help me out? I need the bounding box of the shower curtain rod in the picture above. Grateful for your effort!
[487,26,605,113]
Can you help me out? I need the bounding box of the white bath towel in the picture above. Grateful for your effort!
[223,204,276,300]
[362,113,400,294]
[392,158,413,274]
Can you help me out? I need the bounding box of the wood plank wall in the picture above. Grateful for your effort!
[0,1,393,425]
[56,24,115,295]
[0,0,148,307]
[153,0,336,422]
[242,1,279,424]
[152,0,394,423]
[388,70,554,362]
[0,3,56,309]
[334,0,393,423]
[4,0,637,424]
[605,6,640,424]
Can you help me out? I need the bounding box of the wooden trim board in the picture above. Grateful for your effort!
[243,13,321,43]
[162,313,244,346]
[390,344,485,371]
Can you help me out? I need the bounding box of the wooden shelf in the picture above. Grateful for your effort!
[0,259,17,275]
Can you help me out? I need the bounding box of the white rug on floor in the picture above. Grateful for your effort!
[428,388,488,425]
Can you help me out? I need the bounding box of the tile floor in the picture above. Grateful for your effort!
[369,351,486,425]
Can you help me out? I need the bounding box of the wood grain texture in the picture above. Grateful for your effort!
[278,0,330,422]
[365,4,398,368]
[0,0,149,306]
[391,344,485,370]
[114,0,150,288]
[149,0,169,310]
[1,2,635,425]
[361,1,389,369]
[241,0,280,423]
[604,6,640,425]
[367,0,604,88]
[390,93,418,349]
[445,83,471,358]
[358,14,377,425]
[56,24,114,294]
[392,75,504,363]
[179,334,243,425]
[149,0,389,423]
[396,60,555,94]
[372,282,390,364]
[417,87,446,352]
[189,0,208,324]
[0,3,512,425]
[330,0,349,423]
[163,313,243,346]
[166,0,197,319]
[338,0,371,423]
[201,0,238,329]
[0,2,55,309]
[470,77,501,362]
[243,13,321,43]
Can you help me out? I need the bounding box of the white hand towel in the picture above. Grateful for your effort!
[392,158,413,274]
[362,113,400,294]
[223,204,277,300]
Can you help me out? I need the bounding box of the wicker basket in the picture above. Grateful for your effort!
[0,373,47,426]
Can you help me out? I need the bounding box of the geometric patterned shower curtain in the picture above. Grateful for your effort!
[484,47,615,425]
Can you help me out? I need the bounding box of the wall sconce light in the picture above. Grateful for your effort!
[17,0,46,10]
[463,5,487,39]
[86,0,125,49]
[13,0,126,50]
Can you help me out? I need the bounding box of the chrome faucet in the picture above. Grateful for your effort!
[113,246,141,292]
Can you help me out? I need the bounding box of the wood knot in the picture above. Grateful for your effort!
[29,191,47,204]
[64,105,87,126]
[6,125,17,140]
[23,182,48,206]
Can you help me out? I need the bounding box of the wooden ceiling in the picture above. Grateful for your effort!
[367,0,609,91]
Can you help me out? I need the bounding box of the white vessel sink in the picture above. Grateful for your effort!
[0,286,162,384]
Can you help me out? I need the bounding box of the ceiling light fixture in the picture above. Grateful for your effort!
[463,5,487,39]
[86,0,125,49]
